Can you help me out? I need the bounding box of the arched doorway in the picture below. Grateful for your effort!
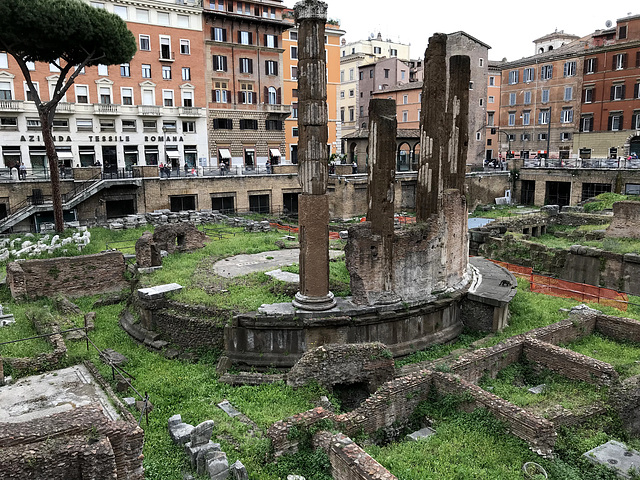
[630,136,640,157]
[349,142,357,164]
[397,142,411,172]
[412,143,420,171]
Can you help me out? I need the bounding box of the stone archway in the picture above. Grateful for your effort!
[349,142,358,164]
[397,142,411,172]
[412,142,421,171]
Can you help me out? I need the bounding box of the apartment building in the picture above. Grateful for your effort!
[203,0,290,169]
[574,15,640,159]
[282,13,344,163]
[339,34,410,138]
[485,61,502,163]
[498,38,584,161]
[0,0,207,173]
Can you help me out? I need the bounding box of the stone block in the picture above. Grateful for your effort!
[168,414,182,428]
[137,283,183,300]
[207,450,229,480]
[217,400,241,418]
[196,444,223,476]
[583,440,640,479]
[406,427,436,441]
[190,420,215,447]
[528,384,547,395]
[230,460,248,480]
[169,423,195,445]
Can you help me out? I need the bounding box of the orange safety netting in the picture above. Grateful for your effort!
[269,223,341,240]
[488,259,628,312]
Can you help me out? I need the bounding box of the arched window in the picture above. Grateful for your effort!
[268,86,277,105]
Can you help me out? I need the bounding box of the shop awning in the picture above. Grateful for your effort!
[165,151,180,159]
[218,148,231,160]
[56,151,74,159]
[269,148,281,157]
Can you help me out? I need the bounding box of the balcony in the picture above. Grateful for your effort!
[93,103,120,115]
[138,105,161,116]
[0,99,24,112]
[263,103,291,115]
[56,102,75,114]
[178,106,204,117]
[159,50,175,62]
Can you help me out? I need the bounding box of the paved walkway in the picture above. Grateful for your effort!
[213,249,343,278]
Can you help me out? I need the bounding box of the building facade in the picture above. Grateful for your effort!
[485,61,502,163]
[203,0,290,169]
[498,38,584,162]
[339,34,410,139]
[0,0,208,173]
[282,14,344,163]
[574,15,640,159]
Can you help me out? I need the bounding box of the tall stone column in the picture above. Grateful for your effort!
[292,0,336,311]
[416,34,470,221]
[366,99,399,304]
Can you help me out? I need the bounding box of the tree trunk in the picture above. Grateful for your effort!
[39,109,64,233]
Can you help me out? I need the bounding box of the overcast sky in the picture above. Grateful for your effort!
[286,1,637,62]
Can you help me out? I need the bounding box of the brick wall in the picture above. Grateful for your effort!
[523,338,619,386]
[286,343,395,391]
[0,404,144,480]
[432,372,556,457]
[450,335,525,383]
[6,251,128,299]
[313,431,398,480]
[596,313,640,343]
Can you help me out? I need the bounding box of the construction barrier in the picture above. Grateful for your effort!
[488,259,629,312]
[269,222,341,240]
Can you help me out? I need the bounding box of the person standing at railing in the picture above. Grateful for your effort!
[18,162,26,180]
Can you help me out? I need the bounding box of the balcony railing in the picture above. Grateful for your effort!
[178,106,204,117]
[0,99,24,112]
[56,102,75,113]
[93,103,120,115]
[263,103,291,114]
[159,50,175,62]
[138,106,161,116]
[523,158,640,169]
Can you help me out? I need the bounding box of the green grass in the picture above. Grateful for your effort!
[583,193,640,213]
[478,362,608,416]
[530,232,640,255]
[470,205,540,219]
[566,333,640,379]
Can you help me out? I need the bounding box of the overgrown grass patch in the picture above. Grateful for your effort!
[479,362,607,416]
[565,333,640,379]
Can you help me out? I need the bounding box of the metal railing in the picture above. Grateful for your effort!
[523,158,640,169]
[0,167,75,182]
[157,165,275,178]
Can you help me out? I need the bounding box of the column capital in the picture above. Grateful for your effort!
[293,0,327,22]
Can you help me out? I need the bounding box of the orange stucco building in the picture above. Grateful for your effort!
[282,11,344,163]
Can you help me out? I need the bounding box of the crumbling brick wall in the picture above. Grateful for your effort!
[152,222,208,255]
[606,201,640,239]
[595,313,640,343]
[286,343,395,392]
[267,407,334,458]
[523,338,618,386]
[0,404,144,480]
[449,335,525,383]
[6,251,128,299]
[432,372,556,457]
[313,431,398,480]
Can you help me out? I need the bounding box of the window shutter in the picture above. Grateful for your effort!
[264,34,267,46]
[612,55,617,70]
[622,84,626,99]
[583,61,588,74]
[635,83,639,98]
[248,32,253,45]
[211,27,215,40]
[611,86,615,100]
[239,91,244,103]
[265,60,269,73]
[277,87,281,104]
[620,115,624,129]
[248,59,253,74]
[582,89,586,103]
[563,63,568,76]
[274,37,278,48]
[226,90,231,103]
[264,86,268,102]
[212,90,215,102]
[637,51,640,67]
[632,114,638,129]
[237,31,241,44]
[608,116,613,131]
[222,29,227,42]
[594,58,598,72]
[589,119,594,132]
[623,53,628,69]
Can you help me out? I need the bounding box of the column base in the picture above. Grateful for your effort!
[292,291,337,311]
[372,291,402,306]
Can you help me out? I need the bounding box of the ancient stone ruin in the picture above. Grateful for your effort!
[606,200,640,239]
[135,222,208,269]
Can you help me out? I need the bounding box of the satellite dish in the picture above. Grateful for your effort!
[605,20,613,28]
